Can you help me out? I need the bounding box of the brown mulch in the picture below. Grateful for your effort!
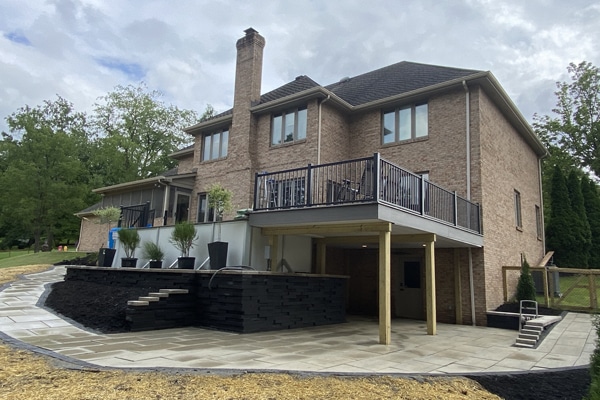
[0,264,593,399]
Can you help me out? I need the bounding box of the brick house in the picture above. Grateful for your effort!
[77,28,546,342]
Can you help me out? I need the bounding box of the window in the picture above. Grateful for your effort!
[202,129,229,161]
[271,106,307,145]
[535,205,542,239]
[382,103,428,144]
[514,190,522,229]
[197,193,215,223]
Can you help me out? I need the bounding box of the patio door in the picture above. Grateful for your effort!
[174,193,190,223]
[394,258,424,319]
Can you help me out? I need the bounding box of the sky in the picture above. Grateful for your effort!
[1,0,599,135]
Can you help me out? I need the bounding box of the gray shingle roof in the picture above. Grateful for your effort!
[258,75,321,104]
[325,61,481,106]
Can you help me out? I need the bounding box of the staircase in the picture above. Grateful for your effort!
[127,288,189,306]
[514,300,562,348]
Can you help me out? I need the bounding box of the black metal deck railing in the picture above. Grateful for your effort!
[118,202,155,228]
[254,153,481,233]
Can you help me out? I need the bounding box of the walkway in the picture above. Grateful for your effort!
[0,266,594,374]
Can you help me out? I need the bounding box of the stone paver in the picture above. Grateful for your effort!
[0,266,594,374]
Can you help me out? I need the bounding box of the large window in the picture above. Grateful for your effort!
[514,190,522,229]
[202,129,229,161]
[266,178,306,208]
[271,106,307,145]
[382,103,428,144]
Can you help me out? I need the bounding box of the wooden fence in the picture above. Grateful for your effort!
[502,266,600,312]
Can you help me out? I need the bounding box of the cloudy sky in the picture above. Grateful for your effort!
[1,0,599,134]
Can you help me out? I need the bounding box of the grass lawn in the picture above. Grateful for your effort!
[549,274,600,310]
[0,251,89,269]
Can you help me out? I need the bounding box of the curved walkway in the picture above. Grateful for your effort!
[0,266,594,374]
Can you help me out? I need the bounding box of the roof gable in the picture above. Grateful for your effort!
[258,75,321,104]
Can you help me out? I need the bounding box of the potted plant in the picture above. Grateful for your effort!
[170,221,197,269]
[92,206,121,267]
[117,228,140,268]
[207,183,232,269]
[142,241,164,269]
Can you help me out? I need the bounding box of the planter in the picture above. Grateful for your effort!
[98,248,116,267]
[208,241,228,269]
[121,258,138,268]
[177,257,196,269]
[149,260,163,269]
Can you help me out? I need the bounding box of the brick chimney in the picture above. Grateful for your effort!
[229,28,266,208]
[233,28,265,109]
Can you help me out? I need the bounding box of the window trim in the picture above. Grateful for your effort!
[382,103,428,144]
[202,128,229,162]
[271,106,307,146]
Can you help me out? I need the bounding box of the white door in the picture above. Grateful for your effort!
[394,258,424,319]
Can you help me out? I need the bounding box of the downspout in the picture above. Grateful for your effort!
[317,95,331,164]
[538,158,546,252]
[463,80,476,326]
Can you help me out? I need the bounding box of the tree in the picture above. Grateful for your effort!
[0,97,89,251]
[516,256,536,302]
[583,176,600,269]
[91,83,199,185]
[535,62,600,177]
[567,170,592,267]
[545,166,579,267]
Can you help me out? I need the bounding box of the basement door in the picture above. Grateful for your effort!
[394,258,424,319]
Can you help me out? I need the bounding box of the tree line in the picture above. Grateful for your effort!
[536,61,600,268]
[0,83,209,252]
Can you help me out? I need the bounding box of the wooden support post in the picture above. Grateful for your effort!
[378,229,391,345]
[590,274,598,310]
[543,267,550,308]
[454,249,463,324]
[425,238,437,335]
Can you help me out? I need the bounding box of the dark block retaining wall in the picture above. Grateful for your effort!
[64,267,348,333]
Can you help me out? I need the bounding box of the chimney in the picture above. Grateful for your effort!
[233,27,265,109]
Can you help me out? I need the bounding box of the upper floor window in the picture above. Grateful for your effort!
[514,190,522,229]
[202,129,229,161]
[271,106,307,146]
[382,103,428,144]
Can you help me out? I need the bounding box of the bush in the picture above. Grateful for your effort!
[516,257,536,302]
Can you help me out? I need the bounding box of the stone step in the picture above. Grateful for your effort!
[518,333,539,341]
[523,324,543,332]
[148,292,169,298]
[127,300,150,306]
[516,337,537,346]
[514,341,535,348]
[138,296,160,302]
[520,329,541,337]
[159,288,189,294]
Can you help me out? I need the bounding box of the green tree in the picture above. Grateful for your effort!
[546,166,578,267]
[535,62,600,177]
[0,97,89,251]
[583,176,600,269]
[567,170,592,267]
[516,256,536,302]
[91,83,199,185]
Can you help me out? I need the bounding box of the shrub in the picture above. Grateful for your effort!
[516,256,536,302]
[587,315,600,399]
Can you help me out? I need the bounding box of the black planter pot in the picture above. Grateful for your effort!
[98,248,116,267]
[208,241,228,270]
[177,257,196,269]
[149,260,163,269]
[121,257,138,268]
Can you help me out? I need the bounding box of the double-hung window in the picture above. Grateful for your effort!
[271,106,307,145]
[382,103,428,144]
[202,129,229,161]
